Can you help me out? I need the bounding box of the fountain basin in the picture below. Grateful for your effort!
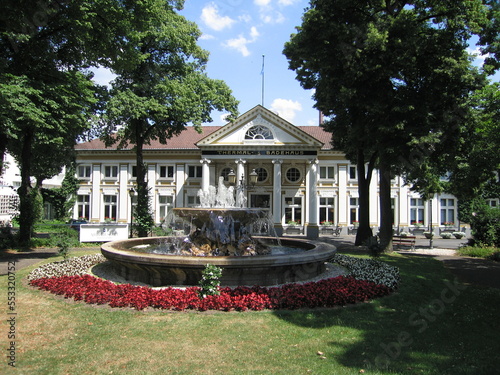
[101,237,336,287]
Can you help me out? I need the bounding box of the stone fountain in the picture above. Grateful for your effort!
[101,178,336,287]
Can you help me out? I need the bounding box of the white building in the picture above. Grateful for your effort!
[73,105,461,239]
[0,153,65,224]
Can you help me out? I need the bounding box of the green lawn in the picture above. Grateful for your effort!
[2,249,499,374]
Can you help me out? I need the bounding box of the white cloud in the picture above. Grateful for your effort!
[223,26,260,57]
[270,98,302,123]
[254,0,286,24]
[278,0,299,5]
[199,33,215,41]
[250,26,260,39]
[261,11,285,24]
[201,3,235,31]
[468,46,490,66]
[224,35,251,56]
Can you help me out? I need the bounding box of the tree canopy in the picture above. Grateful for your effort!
[284,0,494,250]
[1,0,237,242]
[100,0,238,236]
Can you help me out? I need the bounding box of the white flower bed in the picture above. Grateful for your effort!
[27,254,106,282]
[331,254,401,290]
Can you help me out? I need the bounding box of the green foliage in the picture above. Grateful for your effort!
[283,0,494,247]
[468,205,500,247]
[40,166,79,221]
[55,234,71,260]
[97,1,238,240]
[457,245,499,258]
[198,264,223,299]
[365,236,383,258]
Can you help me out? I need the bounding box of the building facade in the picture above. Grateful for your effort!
[73,105,462,238]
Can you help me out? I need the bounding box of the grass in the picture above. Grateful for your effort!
[1,248,500,374]
[456,245,499,259]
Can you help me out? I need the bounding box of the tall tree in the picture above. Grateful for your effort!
[101,1,238,237]
[284,0,490,250]
[0,0,153,245]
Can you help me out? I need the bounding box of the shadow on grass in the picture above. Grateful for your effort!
[273,252,500,374]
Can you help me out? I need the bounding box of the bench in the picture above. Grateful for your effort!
[392,235,416,250]
[320,226,342,236]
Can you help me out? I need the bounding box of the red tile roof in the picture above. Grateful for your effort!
[75,126,334,151]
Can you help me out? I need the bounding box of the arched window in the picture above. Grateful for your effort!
[244,125,273,140]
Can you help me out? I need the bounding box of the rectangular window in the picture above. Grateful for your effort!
[158,196,173,221]
[77,165,91,179]
[159,165,174,179]
[77,195,90,220]
[440,198,455,225]
[104,165,118,179]
[349,166,357,180]
[103,195,117,221]
[187,195,200,207]
[188,165,202,178]
[349,197,359,224]
[488,199,499,208]
[284,196,303,224]
[131,165,137,178]
[319,197,335,225]
[319,166,335,180]
[410,198,424,225]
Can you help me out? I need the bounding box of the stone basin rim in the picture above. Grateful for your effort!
[101,236,336,268]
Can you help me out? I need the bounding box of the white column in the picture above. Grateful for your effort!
[147,164,156,222]
[235,159,246,207]
[307,159,319,239]
[118,164,128,223]
[369,169,378,227]
[175,164,185,207]
[398,180,410,228]
[235,159,246,188]
[200,158,211,192]
[272,159,283,236]
[338,164,348,226]
[91,164,101,222]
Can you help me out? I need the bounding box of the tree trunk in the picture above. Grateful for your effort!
[18,130,35,247]
[355,149,373,245]
[379,163,394,252]
[133,120,153,238]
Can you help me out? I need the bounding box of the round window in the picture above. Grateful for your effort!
[255,167,268,182]
[220,167,233,182]
[286,167,301,182]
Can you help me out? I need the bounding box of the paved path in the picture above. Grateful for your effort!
[323,235,500,290]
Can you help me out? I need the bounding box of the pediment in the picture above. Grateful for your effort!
[196,105,323,149]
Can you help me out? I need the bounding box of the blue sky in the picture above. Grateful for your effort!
[179,0,318,126]
[92,1,497,127]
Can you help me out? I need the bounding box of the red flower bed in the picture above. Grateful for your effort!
[29,275,393,311]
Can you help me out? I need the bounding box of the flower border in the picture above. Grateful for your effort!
[27,254,400,312]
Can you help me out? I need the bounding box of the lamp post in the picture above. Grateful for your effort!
[228,168,258,187]
[227,168,258,208]
[429,193,434,249]
[129,188,135,238]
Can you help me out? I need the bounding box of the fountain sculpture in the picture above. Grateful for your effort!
[101,178,336,287]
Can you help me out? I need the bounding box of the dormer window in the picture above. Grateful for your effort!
[245,125,273,140]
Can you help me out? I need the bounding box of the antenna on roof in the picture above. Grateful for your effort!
[260,54,265,107]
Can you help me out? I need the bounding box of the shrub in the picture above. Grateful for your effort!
[441,232,453,239]
[456,246,498,259]
[199,264,223,299]
[365,236,383,257]
[469,205,500,247]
